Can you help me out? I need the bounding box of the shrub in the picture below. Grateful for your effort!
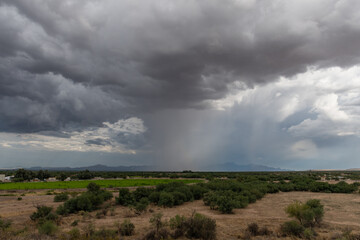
[285,199,324,227]
[87,182,100,192]
[247,223,259,236]
[280,220,304,237]
[0,217,11,230]
[71,220,79,226]
[57,186,113,215]
[119,219,135,236]
[149,192,161,203]
[54,192,69,202]
[116,188,135,206]
[170,215,187,238]
[185,213,216,240]
[30,205,53,221]
[38,221,58,236]
[303,228,316,240]
[68,228,81,240]
[158,192,174,207]
[135,198,149,214]
[150,213,165,233]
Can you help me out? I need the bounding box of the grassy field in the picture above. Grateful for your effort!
[0,179,202,190]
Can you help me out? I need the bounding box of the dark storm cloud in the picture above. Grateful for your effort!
[1,0,360,133]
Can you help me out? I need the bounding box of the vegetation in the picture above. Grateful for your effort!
[119,219,135,236]
[56,183,113,215]
[0,178,202,190]
[53,192,69,202]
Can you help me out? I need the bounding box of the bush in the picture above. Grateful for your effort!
[38,221,58,236]
[30,205,53,221]
[68,228,81,240]
[185,213,216,240]
[247,223,259,236]
[285,199,324,227]
[57,185,113,215]
[87,182,101,192]
[116,188,135,206]
[135,198,149,214]
[119,219,135,236]
[0,217,11,230]
[158,192,174,207]
[54,192,69,202]
[170,215,187,238]
[280,220,304,237]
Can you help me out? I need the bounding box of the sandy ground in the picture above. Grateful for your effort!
[1,191,360,239]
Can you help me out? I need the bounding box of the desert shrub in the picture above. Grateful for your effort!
[149,192,161,203]
[217,194,237,213]
[54,192,69,202]
[133,187,154,202]
[0,217,11,230]
[92,228,117,239]
[143,228,170,240]
[190,185,208,200]
[87,182,100,192]
[247,223,259,236]
[303,228,316,240]
[185,213,216,240]
[38,221,58,236]
[57,183,112,215]
[158,192,174,207]
[135,198,149,213]
[119,219,135,236]
[285,199,324,227]
[170,215,187,238]
[30,205,54,222]
[150,213,165,233]
[116,188,135,206]
[71,220,79,226]
[68,227,81,240]
[280,220,304,237]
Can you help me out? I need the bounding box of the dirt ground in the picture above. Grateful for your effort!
[1,191,360,239]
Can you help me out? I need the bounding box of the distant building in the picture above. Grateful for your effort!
[64,177,71,181]
[4,176,13,182]
[47,177,57,182]
[0,174,5,182]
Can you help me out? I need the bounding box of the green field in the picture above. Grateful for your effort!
[0,179,202,190]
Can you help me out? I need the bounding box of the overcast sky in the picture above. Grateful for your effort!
[1,0,360,170]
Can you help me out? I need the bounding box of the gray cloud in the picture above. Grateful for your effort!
[1,0,360,168]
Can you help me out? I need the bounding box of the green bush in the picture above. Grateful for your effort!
[135,197,149,213]
[170,215,187,238]
[285,199,324,227]
[54,192,69,202]
[57,184,113,215]
[158,192,174,207]
[38,221,58,236]
[116,188,135,206]
[280,220,304,237]
[119,219,135,236]
[30,205,53,221]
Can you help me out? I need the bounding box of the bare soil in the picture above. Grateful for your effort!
[1,191,359,239]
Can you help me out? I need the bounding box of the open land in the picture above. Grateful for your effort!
[0,189,359,239]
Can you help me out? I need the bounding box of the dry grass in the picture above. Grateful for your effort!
[1,191,359,239]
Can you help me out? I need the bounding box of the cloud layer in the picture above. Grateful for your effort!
[1,0,360,168]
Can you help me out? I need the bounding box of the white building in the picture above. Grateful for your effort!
[0,174,5,182]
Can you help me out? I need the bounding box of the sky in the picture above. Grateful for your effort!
[1,0,360,170]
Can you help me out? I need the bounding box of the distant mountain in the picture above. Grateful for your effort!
[1,162,290,172]
[205,162,290,172]
[26,164,153,172]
